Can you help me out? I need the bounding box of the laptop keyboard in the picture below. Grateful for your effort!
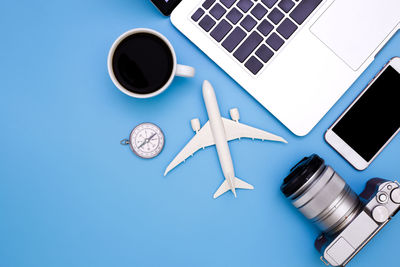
[191,0,322,75]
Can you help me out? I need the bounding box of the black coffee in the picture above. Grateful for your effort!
[112,33,174,94]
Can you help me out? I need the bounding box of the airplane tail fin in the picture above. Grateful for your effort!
[213,178,254,199]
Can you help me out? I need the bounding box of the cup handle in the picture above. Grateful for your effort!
[175,64,195,78]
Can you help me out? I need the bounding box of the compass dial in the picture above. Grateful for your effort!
[130,123,165,159]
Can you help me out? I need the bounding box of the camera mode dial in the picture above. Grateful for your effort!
[391,188,400,204]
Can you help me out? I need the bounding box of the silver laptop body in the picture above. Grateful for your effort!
[170,0,400,135]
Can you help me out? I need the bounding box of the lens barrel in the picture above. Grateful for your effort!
[281,155,362,236]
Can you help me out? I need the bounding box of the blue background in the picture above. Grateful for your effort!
[0,1,399,267]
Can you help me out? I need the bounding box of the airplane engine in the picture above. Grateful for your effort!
[191,118,200,133]
[230,108,240,122]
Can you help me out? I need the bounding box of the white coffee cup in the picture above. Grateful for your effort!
[107,28,195,98]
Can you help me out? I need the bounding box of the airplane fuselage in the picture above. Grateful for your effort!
[202,82,236,193]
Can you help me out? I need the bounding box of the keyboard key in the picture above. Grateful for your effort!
[202,0,216,10]
[245,56,263,74]
[277,18,298,39]
[199,15,216,32]
[251,4,268,20]
[220,0,236,8]
[256,45,274,63]
[191,8,205,22]
[257,19,274,36]
[290,0,322,25]
[210,3,227,20]
[261,0,278,8]
[268,8,284,24]
[266,32,284,51]
[211,19,233,42]
[240,15,257,32]
[222,27,247,52]
[278,0,295,13]
[237,0,254,12]
[226,7,243,24]
[233,31,263,62]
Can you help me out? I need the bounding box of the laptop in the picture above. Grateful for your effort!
[151,0,400,136]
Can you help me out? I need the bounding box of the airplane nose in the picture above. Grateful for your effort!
[202,80,215,99]
[203,80,211,88]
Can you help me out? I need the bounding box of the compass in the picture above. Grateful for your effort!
[121,123,165,159]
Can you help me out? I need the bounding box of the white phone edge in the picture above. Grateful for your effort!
[325,57,400,171]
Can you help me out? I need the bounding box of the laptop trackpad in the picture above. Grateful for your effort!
[310,0,399,70]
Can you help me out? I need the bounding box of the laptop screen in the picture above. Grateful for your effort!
[151,0,181,16]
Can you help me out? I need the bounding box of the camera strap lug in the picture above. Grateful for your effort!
[320,256,330,266]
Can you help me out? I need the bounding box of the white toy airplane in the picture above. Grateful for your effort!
[164,81,287,198]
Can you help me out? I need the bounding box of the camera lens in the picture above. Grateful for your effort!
[281,155,362,236]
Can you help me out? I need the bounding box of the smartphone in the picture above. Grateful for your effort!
[325,57,400,170]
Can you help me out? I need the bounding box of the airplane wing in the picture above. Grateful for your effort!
[164,121,215,176]
[222,118,287,143]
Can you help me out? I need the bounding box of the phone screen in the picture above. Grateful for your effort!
[150,0,181,16]
[332,65,400,162]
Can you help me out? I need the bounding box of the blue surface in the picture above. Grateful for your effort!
[0,1,399,267]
